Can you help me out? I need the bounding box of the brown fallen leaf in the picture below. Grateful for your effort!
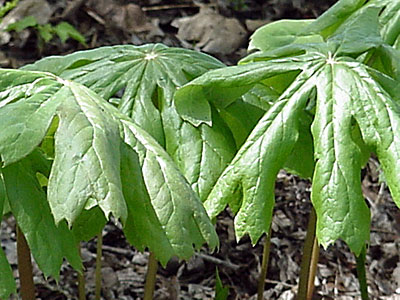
[88,0,161,35]
[172,5,247,55]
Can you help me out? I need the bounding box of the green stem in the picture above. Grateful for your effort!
[16,226,36,300]
[94,231,103,300]
[355,244,369,300]
[143,252,158,300]
[257,227,272,300]
[297,207,319,300]
[77,243,86,300]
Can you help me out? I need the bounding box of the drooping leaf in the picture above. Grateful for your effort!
[2,149,82,279]
[0,171,16,300]
[120,118,219,261]
[176,40,400,255]
[120,141,176,264]
[0,69,218,264]
[203,66,317,244]
[23,44,236,201]
[310,63,370,253]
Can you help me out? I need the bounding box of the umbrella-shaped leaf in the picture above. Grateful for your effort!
[203,64,319,244]
[23,44,236,201]
[176,35,400,254]
[0,69,218,265]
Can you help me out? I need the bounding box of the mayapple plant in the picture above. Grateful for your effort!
[0,65,221,299]
[1,0,400,298]
[20,43,272,299]
[0,42,268,299]
[174,0,400,298]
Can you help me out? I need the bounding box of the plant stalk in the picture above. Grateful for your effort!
[257,227,272,300]
[297,206,319,300]
[16,225,36,300]
[143,252,158,300]
[355,244,369,300]
[77,243,86,300]
[95,231,103,300]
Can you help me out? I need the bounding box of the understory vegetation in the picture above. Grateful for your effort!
[1,0,400,299]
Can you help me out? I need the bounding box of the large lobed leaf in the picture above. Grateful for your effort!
[2,150,82,278]
[176,27,400,255]
[0,69,218,266]
[23,43,236,202]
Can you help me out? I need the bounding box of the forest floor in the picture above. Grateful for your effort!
[1,0,400,299]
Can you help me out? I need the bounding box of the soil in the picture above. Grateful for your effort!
[1,1,400,299]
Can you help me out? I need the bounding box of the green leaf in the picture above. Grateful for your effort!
[328,6,383,54]
[23,44,234,202]
[120,142,176,265]
[283,110,314,179]
[38,23,54,42]
[6,15,37,32]
[348,62,400,217]
[186,41,400,254]
[374,0,400,45]
[0,245,15,300]
[175,57,310,127]
[249,19,323,52]
[120,117,219,260]
[22,44,224,143]
[240,83,279,111]
[215,268,229,300]
[311,63,370,254]
[0,0,19,19]
[0,68,218,263]
[0,170,16,300]
[218,83,279,148]
[0,71,62,166]
[305,0,367,38]
[305,0,400,47]
[0,171,5,209]
[218,99,264,148]
[368,45,400,82]
[71,207,106,242]
[204,67,316,244]
[2,149,82,278]
[48,80,126,225]
[54,22,87,46]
